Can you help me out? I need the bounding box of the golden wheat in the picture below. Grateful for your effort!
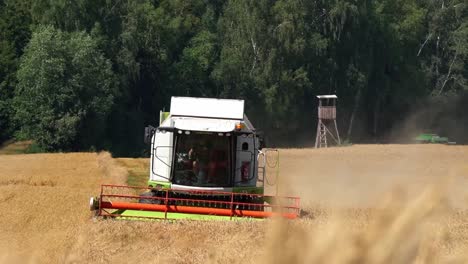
[0,145,467,263]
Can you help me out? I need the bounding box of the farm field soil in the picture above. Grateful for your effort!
[0,145,467,263]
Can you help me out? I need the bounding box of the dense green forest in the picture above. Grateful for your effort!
[0,0,467,156]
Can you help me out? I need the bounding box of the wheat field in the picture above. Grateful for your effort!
[0,145,467,263]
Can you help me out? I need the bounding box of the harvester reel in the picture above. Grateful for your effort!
[91,185,301,220]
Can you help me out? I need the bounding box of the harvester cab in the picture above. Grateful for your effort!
[147,97,261,193]
[90,97,300,220]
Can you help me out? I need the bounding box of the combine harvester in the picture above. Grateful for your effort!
[90,97,300,220]
[414,133,456,145]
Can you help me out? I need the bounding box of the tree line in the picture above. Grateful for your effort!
[0,0,467,156]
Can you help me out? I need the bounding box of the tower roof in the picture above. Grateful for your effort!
[316,95,338,99]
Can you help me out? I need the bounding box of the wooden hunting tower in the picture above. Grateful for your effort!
[315,95,341,148]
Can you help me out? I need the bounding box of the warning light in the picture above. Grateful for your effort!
[235,123,244,131]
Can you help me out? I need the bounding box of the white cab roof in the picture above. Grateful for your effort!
[173,117,240,133]
[170,97,244,120]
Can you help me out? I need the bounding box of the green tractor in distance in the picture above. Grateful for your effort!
[414,133,455,145]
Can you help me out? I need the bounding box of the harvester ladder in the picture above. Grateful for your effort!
[257,152,266,184]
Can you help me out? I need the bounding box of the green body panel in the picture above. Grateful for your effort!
[414,133,449,144]
[159,111,170,125]
[433,137,449,143]
[147,180,171,188]
[118,210,262,221]
[232,186,264,195]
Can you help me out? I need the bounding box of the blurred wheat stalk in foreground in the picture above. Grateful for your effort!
[263,187,466,264]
